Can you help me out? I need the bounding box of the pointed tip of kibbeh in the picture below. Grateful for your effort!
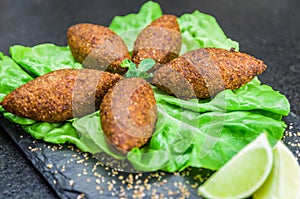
[132,14,182,68]
[67,23,130,75]
[149,14,180,31]
[152,47,267,99]
[2,69,122,122]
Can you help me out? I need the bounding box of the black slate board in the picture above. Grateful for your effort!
[0,114,215,199]
[1,0,299,198]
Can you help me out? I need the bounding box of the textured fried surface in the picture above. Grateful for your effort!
[100,78,157,152]
[2,69,122,122]
[152,48,267,99]
[67,23,130,75]
[132,15,182,70]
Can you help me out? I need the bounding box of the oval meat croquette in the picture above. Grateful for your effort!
[132,15,182,70]
[152,47,267,99]
[1,69,122,122]
[67,23,131,75]
[100,78,157,152]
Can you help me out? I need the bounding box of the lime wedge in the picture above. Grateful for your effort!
[253,141,300,199]
[198,133,273,199]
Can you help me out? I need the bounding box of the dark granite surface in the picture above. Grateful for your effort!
[0,0,299,198]
[0,125,58,199]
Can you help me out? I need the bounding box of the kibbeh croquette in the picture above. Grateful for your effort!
[1,69,122,122]
[132,15,182,70]
[100,78,157,152]
[67,23,131,75]
[1,19,268,152]
[152,47,267,99]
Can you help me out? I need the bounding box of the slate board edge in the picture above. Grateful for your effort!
[0,114,86,199]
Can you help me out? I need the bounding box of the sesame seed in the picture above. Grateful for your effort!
[46,164,53,169]
[76,193,85,199]
[96,179,101,184]
[69,180,75,186]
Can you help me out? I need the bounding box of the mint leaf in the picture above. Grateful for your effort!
[138,72,153,79]
[138,58,156,72]
[121,58,155,79]
[120,59,136,70]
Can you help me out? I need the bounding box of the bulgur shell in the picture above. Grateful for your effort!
[67,23,130,75]
[2,69,122,122]
[152,47,267,99]
[132,15,182,70]
[100,78,157,152]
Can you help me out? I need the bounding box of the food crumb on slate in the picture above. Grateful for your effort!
[46,164,53,169]
[22,137,227,198]
[96,179,101,185]
[76,193,85,199]
[282,123,300,162]
[82,169,88,175]
[69,180,75,186]
[28,147,39,152]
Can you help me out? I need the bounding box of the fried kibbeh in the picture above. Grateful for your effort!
[132,15,182,70]
[2,69,122,122]
[100,78,157,152]
[152,47,267,99]
[67,23,131,75]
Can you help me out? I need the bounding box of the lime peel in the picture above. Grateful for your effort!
[198,133,273,199]
[253,141,300,199]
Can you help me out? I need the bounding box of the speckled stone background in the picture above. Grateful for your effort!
[0,0,299,198]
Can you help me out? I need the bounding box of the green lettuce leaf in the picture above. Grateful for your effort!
[72,111,125,159]
[153,77,290,117]
[0,52,33,101]
[178,10,239,53]
[127,90,287,172]
[71,80,288,172]
[23,122,89,152]
[10,44,82,76]
[2,112,36,125]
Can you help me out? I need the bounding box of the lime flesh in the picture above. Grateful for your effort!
[198,133,273,199]
[253,141,300,199]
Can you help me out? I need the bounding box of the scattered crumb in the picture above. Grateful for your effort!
[69,180,75,186]
[77,193,85,199]
[16,120,299,198]
[46,164,53,169]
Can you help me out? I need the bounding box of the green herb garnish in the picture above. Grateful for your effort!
[121,58,155,79]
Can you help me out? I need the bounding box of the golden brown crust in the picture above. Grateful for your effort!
[2,69,122,122]
[152,47,267,99]
[67,23,130,75]
[132,15,182,69]
[100,78,157,152]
